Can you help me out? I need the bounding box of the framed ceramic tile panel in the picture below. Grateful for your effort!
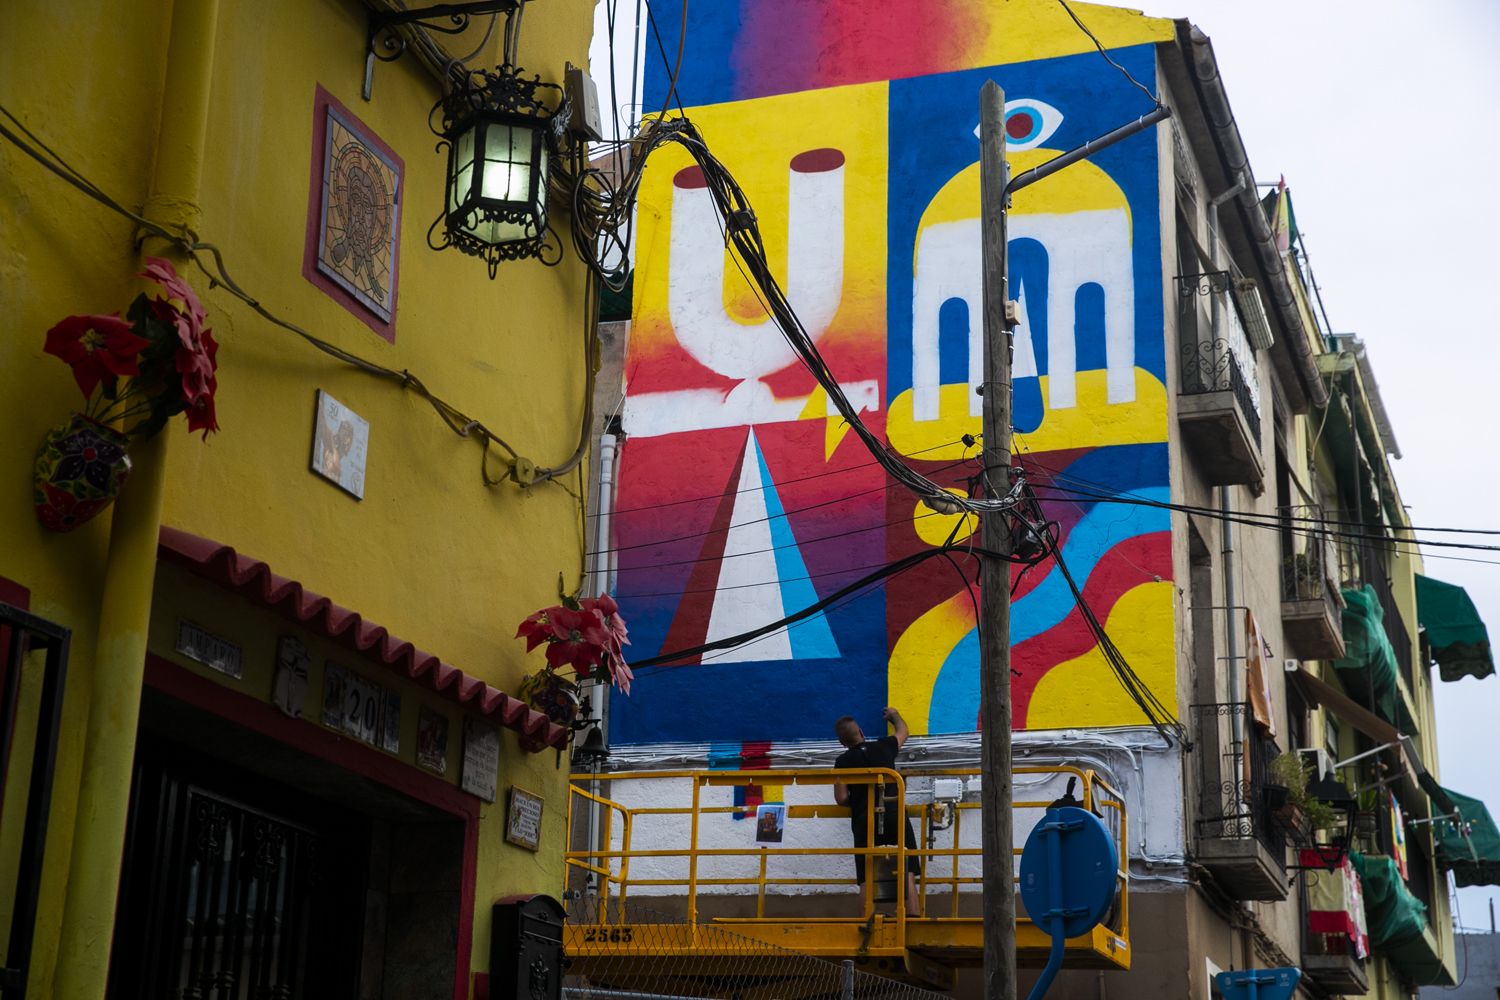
[304,86,403,340]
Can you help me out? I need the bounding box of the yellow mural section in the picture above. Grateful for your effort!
[1027,582,1175,728]
[631,81,889,372]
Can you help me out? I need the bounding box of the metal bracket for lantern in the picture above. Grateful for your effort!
[364,1,522,101]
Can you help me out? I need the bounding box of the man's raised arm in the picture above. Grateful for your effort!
[884,706,909,747]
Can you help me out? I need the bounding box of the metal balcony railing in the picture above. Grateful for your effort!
[1280,505,1339,606]
[1176,271,1263,443]
[1191,702,1285,859]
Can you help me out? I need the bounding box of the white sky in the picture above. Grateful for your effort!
[589,0,1500,931]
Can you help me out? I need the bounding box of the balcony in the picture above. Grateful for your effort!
[1191,703,1289,901]
[1176,272,1265,487]
[1280,506,1346,661]
[1302,933,1369,995]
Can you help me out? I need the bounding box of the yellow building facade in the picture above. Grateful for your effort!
[0,0,596,996]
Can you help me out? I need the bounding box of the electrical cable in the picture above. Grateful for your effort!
[589,438,967,520]
[627,543,1043,669]
[0,102,599,494]
[1056,0,1163,108]
[589,458,971,561]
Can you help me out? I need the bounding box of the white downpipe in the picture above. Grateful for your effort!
[584,432,618,892]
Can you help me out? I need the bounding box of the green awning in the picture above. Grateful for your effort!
[1350,851,1427,948]
[1415,574,1495,681]
[1434,786,1500,887]
[1336,586,1417,733]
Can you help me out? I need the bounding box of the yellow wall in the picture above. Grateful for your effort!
[0,0,594,994]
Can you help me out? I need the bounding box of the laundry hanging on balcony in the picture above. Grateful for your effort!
[1302,851,1368,959]
[1334,586,1416,733]
[1433,786,1500,887]
[1415,574,1495,682]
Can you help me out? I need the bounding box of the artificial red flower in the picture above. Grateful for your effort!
[141,257,207,332]
[584,593,630,652]
[176,325,219,437]
[43,313,149,399]
[516,610,554,652]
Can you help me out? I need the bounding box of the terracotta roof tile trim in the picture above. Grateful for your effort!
[158,526,567,751]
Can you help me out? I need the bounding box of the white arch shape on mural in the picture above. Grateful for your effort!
[667,150,846,381]
[910,208,1136,421]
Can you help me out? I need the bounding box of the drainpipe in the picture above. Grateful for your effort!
[53,1,219,994]
[1180,22,1328,412]
[1200,183,1248,749]
[585,431,618,889]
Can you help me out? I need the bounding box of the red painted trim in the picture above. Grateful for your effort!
[157,527,568,750]
[458,805,479,1000]
[0,576,31,611]
[302,84,403,342]
[0,575,32,754]
[143,653,477,994]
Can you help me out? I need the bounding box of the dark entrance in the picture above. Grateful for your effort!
[107,739,367,998]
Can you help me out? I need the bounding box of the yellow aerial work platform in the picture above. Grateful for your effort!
[563,765,1129,991]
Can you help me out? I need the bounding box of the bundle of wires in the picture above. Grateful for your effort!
[555,115,1023,516]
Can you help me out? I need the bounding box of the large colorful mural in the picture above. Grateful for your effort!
[611,0,1177,744]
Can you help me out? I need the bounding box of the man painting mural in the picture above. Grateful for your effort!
[832,708,921,917]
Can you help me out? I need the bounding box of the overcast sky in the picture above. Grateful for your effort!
[589,0,1500,930]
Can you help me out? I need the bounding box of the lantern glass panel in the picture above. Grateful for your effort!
[450,125,477,216]
[481,123,532,203]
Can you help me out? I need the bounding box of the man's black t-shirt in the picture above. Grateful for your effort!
[834,733,917,879]
[834,734,901,830]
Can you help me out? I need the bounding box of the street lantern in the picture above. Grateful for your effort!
[1305,772,1360,868]
[430,64,563,275]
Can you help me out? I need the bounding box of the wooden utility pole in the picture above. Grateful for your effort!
[977,78,1017,1000]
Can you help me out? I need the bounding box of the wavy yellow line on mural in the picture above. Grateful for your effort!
[889,589,976,735]
[887,368,1166,461]
[1024,581,1177,730]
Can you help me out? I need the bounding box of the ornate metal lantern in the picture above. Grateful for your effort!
[430,64,563,275]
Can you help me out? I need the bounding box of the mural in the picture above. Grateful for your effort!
[612,0,1176,743]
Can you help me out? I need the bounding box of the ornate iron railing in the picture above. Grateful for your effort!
[1179,338,1263,443]
[1176,271,1264,442]
[1279,504,1339,607]
[1191,702,1285,859]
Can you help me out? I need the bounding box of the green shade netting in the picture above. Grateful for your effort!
[1335,586,1417,733]
[1350,851,1427,949]
[1434,786,1500,887]
[1415,574,1495,682]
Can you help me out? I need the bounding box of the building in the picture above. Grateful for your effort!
[1,0,597,996]
[574,1,1500,998]
[1420,932,1500,999]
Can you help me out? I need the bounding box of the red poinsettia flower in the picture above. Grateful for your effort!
[43,313,150,399]
[515,610,554,652]
[542,606,613,673]
[141,257,208,332]
[176,325,219,437]
[584,593,630,652]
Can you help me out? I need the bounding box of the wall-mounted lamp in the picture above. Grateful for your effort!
[429,64,563,275]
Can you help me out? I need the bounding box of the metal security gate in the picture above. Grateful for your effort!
[109,749,365,999]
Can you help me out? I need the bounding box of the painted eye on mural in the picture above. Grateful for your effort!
[973,99,1064,152]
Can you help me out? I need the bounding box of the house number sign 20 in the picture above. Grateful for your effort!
[322,661,400,753]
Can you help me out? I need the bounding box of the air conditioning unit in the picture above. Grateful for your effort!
[1296,747,1334,781]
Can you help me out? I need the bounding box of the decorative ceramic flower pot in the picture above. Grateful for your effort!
[34,413,131,532]
[519,667,582,728]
